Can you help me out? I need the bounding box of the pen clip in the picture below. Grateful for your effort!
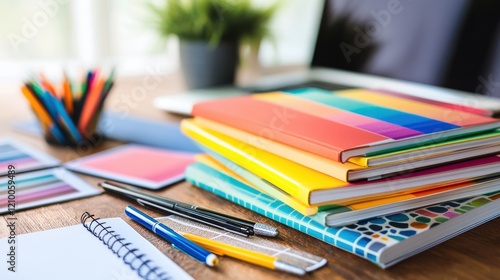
[137,198,177,215]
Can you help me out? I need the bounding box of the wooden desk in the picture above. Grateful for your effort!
[1,73,499,280]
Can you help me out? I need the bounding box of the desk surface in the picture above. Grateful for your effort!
[0,73,499,280]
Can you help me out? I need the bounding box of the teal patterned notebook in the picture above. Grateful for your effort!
[185,161,500,268]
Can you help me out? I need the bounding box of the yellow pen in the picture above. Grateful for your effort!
[182,232,305,276]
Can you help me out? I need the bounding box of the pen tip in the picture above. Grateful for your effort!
[253,223,279,237]
[275,260,306,276]
[206,254,219,267]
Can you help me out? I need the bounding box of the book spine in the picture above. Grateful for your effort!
[80,212,171,280]
[185,163,382,266]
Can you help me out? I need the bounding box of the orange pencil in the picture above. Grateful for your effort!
[78,75,105,133]
[62,72,74,115]
[21,85,54,127]
[20,85,66,143]
[39,72,58,98]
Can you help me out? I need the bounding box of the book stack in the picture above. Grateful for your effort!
[180,88,500,267]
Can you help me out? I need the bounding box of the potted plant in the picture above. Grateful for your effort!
[148,0,277,89]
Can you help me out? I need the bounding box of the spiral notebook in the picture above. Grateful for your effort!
[0,213,193,280]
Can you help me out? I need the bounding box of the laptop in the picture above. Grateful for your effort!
[154,0,500,116]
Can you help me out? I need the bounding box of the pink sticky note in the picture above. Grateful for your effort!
[65,144,195,189]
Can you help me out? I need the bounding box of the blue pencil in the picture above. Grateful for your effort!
[48,94,83,144]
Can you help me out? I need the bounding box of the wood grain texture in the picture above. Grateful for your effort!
[0,72,499,279]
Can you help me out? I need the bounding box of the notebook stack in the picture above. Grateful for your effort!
[180,88,500,268]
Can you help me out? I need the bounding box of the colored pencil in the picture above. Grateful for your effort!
[62,72,74,116]
[19,68,115,145]
[78,76,105,134]
[21,85,66,144]
[39,72,58,98]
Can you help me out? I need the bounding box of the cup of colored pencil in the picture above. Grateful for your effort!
[20,68,115,147]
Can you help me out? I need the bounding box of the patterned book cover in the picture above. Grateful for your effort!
[192,88,500,162]
[182,118,500,206]
[185,161,500,268]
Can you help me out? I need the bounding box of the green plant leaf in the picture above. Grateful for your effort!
[146,0,278,47]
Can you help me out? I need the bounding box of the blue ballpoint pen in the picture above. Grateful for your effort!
[125,206,218,267]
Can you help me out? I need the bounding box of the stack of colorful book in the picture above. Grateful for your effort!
[180,88,500,268]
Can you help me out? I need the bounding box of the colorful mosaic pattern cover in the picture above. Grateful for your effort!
[192,88,499,162]
[185,161,500,268]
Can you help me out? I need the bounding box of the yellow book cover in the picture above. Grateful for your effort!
[181,119,347,206]
[195,154,321,215]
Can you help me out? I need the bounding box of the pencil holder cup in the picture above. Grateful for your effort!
[43,128,106,149]
[21,69,115,148]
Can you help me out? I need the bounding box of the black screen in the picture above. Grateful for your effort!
[312,0,500,96]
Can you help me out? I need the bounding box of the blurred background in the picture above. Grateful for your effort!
[0,0,322,81]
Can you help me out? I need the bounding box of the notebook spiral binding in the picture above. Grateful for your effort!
[81,212,171,280]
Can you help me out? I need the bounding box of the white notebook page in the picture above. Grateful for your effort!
[0,217,193,280]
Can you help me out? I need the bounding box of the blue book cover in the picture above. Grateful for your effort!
[185,161,500,268]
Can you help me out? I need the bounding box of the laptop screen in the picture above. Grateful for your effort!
[312,0,500,96]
